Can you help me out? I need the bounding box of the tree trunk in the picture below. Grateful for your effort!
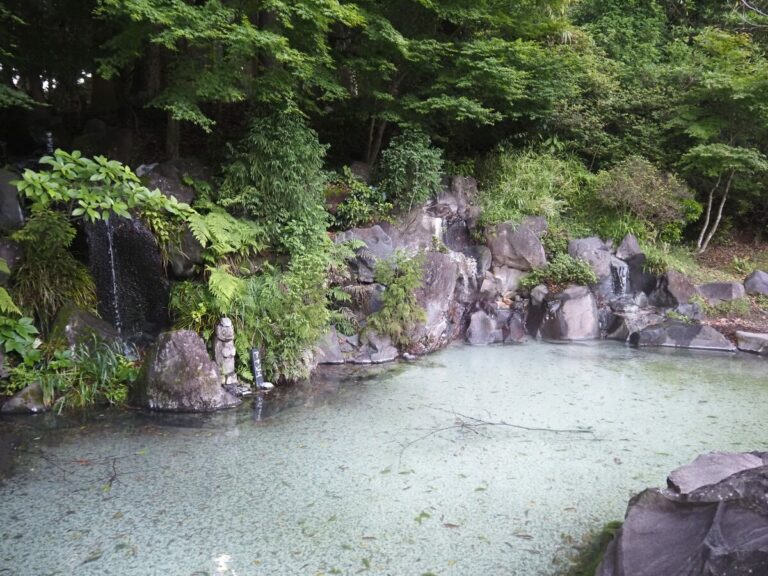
[366,118,387,166]
[696,174,721,250]
[165,112,180,160]
[699,170,735,254]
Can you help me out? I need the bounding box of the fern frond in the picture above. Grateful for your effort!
[206,265,245,309]
[0,287,21,316]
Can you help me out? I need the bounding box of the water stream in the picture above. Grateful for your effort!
[1,342,767,575]
[104,218,123,335]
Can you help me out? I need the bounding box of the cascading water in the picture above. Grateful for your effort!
[104,218,123,335]
[611,257,630,297]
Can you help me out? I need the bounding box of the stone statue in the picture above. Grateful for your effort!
[214,317,251,396]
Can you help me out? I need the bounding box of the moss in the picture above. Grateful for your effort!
[565,521,622,576]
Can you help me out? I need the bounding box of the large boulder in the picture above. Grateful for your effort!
[49,305,120,348]
[132,330,240,412]
[479,266,526,300]
[466,310,504,346]
[568,237,612,279]
[697,282,746,305]
[598,452,768,576]
[735,331,768,355]
[139,161,197,205]
[629,321,736,352]
[169,227,204,279]
[540,286,600,341]
[606,309,665,342]
[315,327,344,365]
[0,168,24,233]
[486,221,547,271]
[350,331,398,364]
[745,270,768,296]
[336,225,395,283]
[462,246,492,276]
[615,234,643,260]
[1,382,49,414]
[652,271,695,307]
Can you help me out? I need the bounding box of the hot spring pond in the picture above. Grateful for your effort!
[1,342,767,575]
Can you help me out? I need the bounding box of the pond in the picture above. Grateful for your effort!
[1,342,767,576]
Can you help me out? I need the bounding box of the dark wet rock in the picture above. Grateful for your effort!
[466,310,504,346]
[1,382,49,414]
[625,254,657,295]
[463,246,492,276]
[668,452,765,495]
[598,453,768,576]
[486,222,547,271]
[569,237,612,279]
[615,234,643,261]
[629,321,736,352]
[443,220,470,252]
[0,168,24,232]
[697,282,746,305]
[140,161,197,205]
[442,175,476,220]
[735,331,768,355]
[0,238,22,286]
[132,330,240,412]
[652,271,696,307]
[315,327,344,365]
[540,286,600,341]
[345,283,385,319]
[86,217,170,335]
[169,227,204,279]
[49,305,120,348]
[745,270,768,296]
[506,313,527,344]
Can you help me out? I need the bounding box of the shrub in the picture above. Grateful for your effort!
[367,251,426,347]
[329,167,392,229]
[217,109,329,250]
[521,253,598,291]
[477,149,591,228]
[11,209,97,332]
[377,130,444,212]
[594,156,701,242]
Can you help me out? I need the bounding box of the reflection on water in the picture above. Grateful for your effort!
[0,342,766,575]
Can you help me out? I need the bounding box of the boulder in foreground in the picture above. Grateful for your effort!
[132,330,240,412]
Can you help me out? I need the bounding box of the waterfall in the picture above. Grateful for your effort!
[611,257,630,297]
[432,216,444,243]
[104,218,123,334]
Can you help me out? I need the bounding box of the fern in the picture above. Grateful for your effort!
[187,209,266,263]
[206,265,245,309]
[0,287,21,316]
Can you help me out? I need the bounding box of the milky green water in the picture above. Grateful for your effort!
[1,342,767,576]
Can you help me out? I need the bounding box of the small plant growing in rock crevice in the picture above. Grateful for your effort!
[521,253,598,292]
[367,251,426,347]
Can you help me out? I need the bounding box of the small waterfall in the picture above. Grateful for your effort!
[104,218,123,334]
[611,257,630,297]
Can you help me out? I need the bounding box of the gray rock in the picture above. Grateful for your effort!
[653,271,696,307]
[530,284,548,307]
[629,321,736,352]
[668,452,765,495]
[697,282,746,305]
[345,283,385,318]
[0,239,22,286]
[540,286,600,341]
[315,327,345,364]
[351,331,398,364]
[486,222,547,271]
[598,453,768,576]
[1,382,49,414]
[607,310,665,342]
[466,310,504,346]
[479,267,526,300]
[745,270,768,296]
[615,234,643,260]
[443,220,470,252]
[568,237,611,279]
[0,168,24,233]
[49,305,120,348]
[735,331,768,355]
[380,208,444,252]
[673,302,704,322]
[521,216,548,239]
[132,330,240,412]
[335,225,395,261]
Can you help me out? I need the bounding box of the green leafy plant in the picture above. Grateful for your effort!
[11,209,97,331]
[367,251,426,347]
[186,209,267,265]
[329,167,392,229]
[0,316,39,362]
[377,130,444,212]
[521,253,598,291]
[477,149,590,228]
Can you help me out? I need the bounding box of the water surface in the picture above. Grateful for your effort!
[1,342,767,575]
